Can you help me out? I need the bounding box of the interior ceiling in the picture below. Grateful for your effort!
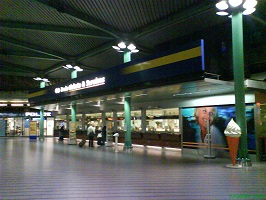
[1,0,265,112]
[1,0,230,91]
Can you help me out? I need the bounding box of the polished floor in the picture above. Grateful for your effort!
[0,137,266,200]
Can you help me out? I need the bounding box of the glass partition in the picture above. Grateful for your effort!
[146,108,179,133]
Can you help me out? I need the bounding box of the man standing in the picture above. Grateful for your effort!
[87,124,95,147]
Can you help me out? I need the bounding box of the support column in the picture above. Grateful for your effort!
[69,101,77,144]
[39,81,45,140]
[82,113,85,131]
[39,106,44,140]
[113,111,117,132]
[66,114,69,130]
[69,69,78,144]
[123,49,132,148]
[232,12,249,161]
[124,94,132,148]
[141,109,146,133]
[71,101,77,122]
[101,111,106,127]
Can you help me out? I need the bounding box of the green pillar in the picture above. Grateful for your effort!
[71,70,77,124]
[71,101,76,122]
[124,49,132,148]
[39,81,45,140]
[39,106,44,140]
[232,12,249,160]
[124,94,132,148]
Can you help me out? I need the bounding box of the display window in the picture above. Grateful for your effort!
[108,108,180,133]
[86,113,102,131]
[55,115,67,130]
[146,108,179,133]
[6,117,23,136]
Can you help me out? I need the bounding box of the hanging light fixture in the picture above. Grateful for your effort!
[112,41,139,53]
[33,77,50,82]
[215,0,257,16]
[63,64,83,71]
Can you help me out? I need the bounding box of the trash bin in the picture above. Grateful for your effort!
[106,134,113,147]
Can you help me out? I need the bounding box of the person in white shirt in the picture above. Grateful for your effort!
[87,124,95,147]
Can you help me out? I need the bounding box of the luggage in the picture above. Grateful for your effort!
[79,139,86,147]
[59,135,64,141]
[97,137,105,145]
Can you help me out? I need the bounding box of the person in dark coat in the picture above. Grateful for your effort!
[59,125,64,141]
[102,126,106,143]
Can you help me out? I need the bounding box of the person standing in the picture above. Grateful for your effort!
[59,125,64,141]
[87,124,95,147]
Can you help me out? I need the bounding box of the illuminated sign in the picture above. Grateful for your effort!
[25,112,52,117]
[55,77,105,94]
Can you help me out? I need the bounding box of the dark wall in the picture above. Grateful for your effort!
[156,18,266,81]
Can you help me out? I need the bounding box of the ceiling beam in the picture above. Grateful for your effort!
[76,41,115,62]
[132,3,215,40]
[1,21,115,39]
[0,35,69,60]
[34,0,126,39]
[0,61,40,74]
[0,50,64,61]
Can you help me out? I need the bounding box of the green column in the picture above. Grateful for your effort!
[39,106,44,140]
[123,49,132,148]
[69,70,78,144]
[71,69,77,125]
[39,81,45,140]
[124,94,132,148]
[232,12,249,160]
[141,109,146,133]
[71,101,77,122]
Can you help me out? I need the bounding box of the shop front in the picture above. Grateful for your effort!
[0,111,54,137]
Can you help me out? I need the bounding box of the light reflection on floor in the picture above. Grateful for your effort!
[1,137,266,200]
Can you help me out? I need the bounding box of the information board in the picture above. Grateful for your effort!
[69,122,77,144]
[29,121,37,139]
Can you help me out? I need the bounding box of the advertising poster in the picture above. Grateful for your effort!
[182,104,255,150]
[69,122,76,144]
[29,121,37,139]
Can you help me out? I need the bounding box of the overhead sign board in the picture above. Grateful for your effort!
[28,40,205,105]
[25,112,52,117]
[55,77,105,94]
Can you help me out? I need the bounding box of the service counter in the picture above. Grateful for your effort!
[114,131,181,148]
[54,130,181,148]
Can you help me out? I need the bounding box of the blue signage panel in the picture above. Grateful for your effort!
[29,40,205,104]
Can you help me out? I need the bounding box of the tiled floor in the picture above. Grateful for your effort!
[0,137,266,200]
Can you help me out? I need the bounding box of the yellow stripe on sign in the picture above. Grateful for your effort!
[28,90,47,98]
[122,46,202,75]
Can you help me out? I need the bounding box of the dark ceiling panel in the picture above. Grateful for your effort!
[0,0,265,92]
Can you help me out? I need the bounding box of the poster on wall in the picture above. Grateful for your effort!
[29,121,37,139]
[182,104,255,150]
[69,122,77,145]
